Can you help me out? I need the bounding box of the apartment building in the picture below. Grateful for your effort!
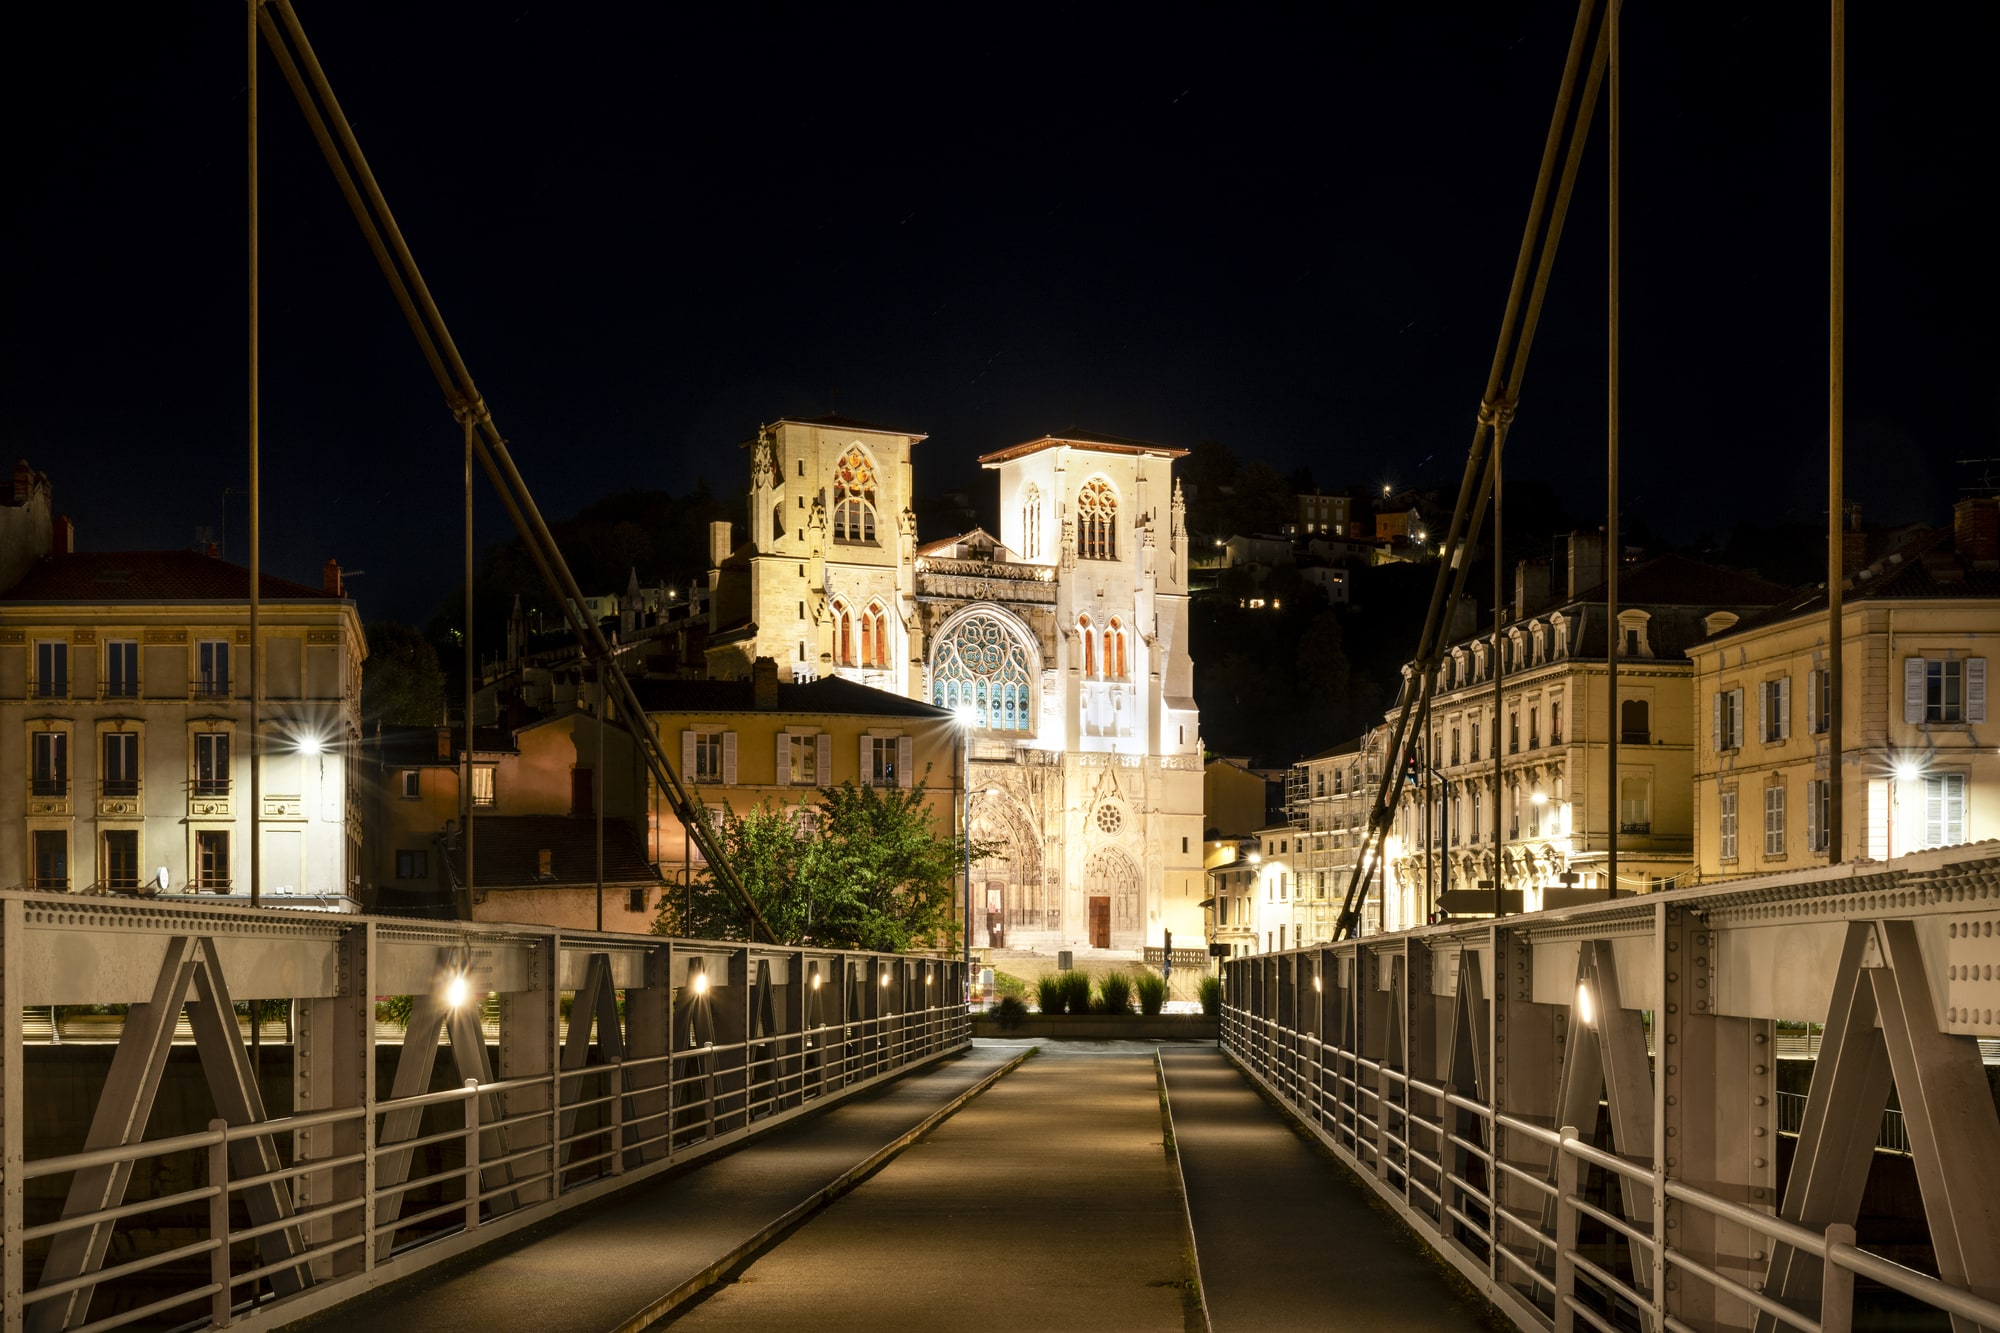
[1283,733,1389,939]
[2,544,364,901]
[1386,537,1788,921]
[1691,505,2000,876]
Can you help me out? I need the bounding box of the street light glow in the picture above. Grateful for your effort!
[1576,982,1595,1025]
[445,972,471,1008]
[296,732,325,757]
[954,703,978,728]
[1893,758,1925,782]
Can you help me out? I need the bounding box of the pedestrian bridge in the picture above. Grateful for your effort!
[4,844,2000,1332]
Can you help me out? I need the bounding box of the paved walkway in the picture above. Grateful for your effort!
[1162,1048,1502,1332]
[283,1045,1015,1333]
[663,1041,1198,1332]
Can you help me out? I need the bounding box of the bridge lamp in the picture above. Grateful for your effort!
[811,970,822,991]
[881,971,892,988]
[1575,981,1595,1026]
[445,971,471,1009]
[1313,972,1323,993]
[692,969,709,996]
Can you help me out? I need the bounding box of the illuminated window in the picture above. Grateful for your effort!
[832,446,879,544]
[931,611,1035,732]
[1022,483,1042,561]
[864,601,890,667]
[832,597,856,666]
[1077,477,1117,560]
[472,765,496,807]
[1079,613,1097,677]
[1106,617,1128,680]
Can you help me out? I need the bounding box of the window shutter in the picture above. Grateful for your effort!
[1711,692,1721,752]
[816,733,832,786]
[1806,669,1820,733]
[1925,777,1942,848]
[775,734,790,785]
[1904,656,1927,724]
[681,729,697,781]
[1778,676,1792,740]
[1969,657,1987,723]
[1757,683,1767,742]
[1807,780,1820,851]
[1731,689,1745,749]
[722,731,737,786]
[859,736,874,786]
[897,735,914,787]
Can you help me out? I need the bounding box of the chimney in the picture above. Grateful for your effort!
[752,656,780,710]
[436,725,452,760]
[322,558,345,597]
[1444,594,1477,644]
[1954,497,2000,567]
[1566,531,1605,599]
[12,461,34,505]
[709,520,734,568]
[1513,558,1550,619]
[51,515,74,555]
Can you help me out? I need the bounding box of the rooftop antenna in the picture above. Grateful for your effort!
[1955,458,2000,498]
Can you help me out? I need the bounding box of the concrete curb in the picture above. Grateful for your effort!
[609,1047,1036,1333]
[1156,1051,1214,1333]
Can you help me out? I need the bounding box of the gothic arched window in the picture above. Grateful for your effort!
[1077,477,1117,561]
[833,446,879,544]
[863,600,889,668]
[1021,483,1042,561]
[1106,617,1128,680]
[831,598,855,667]
[1078,613,1097,678]
[931,611,1035,732]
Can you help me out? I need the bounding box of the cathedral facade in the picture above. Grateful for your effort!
[704,416,1206,956]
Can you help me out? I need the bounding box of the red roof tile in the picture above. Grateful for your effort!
[0,551,337,603]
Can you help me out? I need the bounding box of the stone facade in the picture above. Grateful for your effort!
[707,420,1207,957]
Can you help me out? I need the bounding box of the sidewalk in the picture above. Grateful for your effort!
[664,1044,1198,1332]
[1162,1049,1502,1332]
[282,1045,1015,1333]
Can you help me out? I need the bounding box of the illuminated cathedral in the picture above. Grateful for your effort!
[703,416,1206,956]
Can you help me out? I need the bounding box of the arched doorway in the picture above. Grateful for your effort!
[1083,846,1140,949]
[970,791,1043,948]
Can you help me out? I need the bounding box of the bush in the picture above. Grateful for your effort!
[1036,973,1068,1015]
[1059,970,1093,1015]
[1135,971,1167,1015]
[1096,971,1133,1015]
[994,970,1029,1001]
[994,994,1029,1030]
[1198,975,1223,1017]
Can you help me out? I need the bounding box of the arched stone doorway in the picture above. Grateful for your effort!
[1083,845,1140,949]
[970,790,1044,948]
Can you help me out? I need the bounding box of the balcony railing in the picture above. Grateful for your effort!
[102,680,140,699]
[194,778,231,798]
[194,676,232,698]
[1621,729,1650,745]
[28,679,68,699]
[101,778,140,799]
[29,877,69,892]
[1620,821,1653,834]
[30,777,68,798]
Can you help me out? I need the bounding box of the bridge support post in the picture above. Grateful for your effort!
[624,944,670,1167]
[293,920,373,1281]
[2,899,24,1333]
[1658,903,1773,1331]
[497,935,555,1206]
[1493,925,1560,1299]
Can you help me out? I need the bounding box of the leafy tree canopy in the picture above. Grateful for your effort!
[361,622,447,727]
[655,779,996,952]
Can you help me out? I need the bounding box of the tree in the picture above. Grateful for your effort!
[655,779,986,950]
[361,622,446,727]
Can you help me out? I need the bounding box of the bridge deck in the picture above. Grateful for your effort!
[281,1044,1014,1333]
[1162,1049,1500,1332]
[665,1041,1201,1332]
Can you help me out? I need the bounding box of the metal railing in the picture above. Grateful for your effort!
[0,893,968,1332]
[1222,996,1998,1333]
[1219,845,2000,1333]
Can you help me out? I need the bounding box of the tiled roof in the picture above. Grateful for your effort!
[628,674,954,719]
[373,724,519,768]
[0,551,336,603]
[1565,552,1794,609]
[742,414,927,443]
[447,816,660,889]
[1707,526,2000,642]
[978,430,1190,466]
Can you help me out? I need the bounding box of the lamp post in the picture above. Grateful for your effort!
[954,704,978,1002]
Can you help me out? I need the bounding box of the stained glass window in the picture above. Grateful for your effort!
[1077,477,1117,560]
[931,611,1035,732]
[833,446,878,544]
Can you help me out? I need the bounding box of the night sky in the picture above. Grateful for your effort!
[4,3,1991,624]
